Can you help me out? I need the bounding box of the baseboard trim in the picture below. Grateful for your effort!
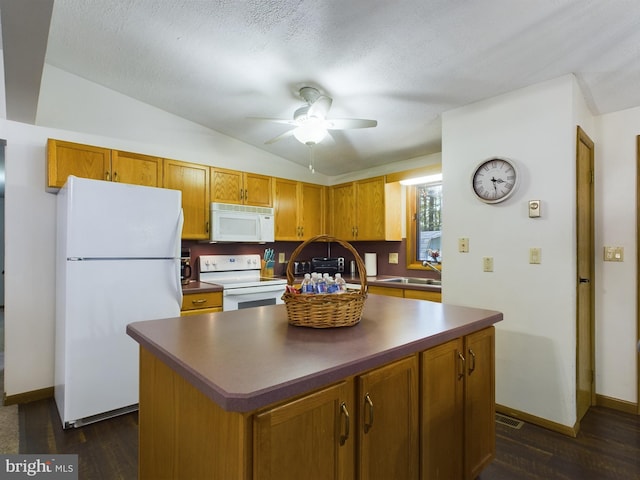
[4,387,54,406]
[595,394,638,415]
[496,403,578,437]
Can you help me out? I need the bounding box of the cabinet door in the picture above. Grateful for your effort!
[357,356,419,480]
[164,159,210,240]
[300,182,325,239]
[355,177,386,240]
[244,172,273,207]
[47,139,111,188]
[254,381,354,480]
[330,183,356,239]
[111,150,162,187]
[421,338,464,480]
[464,327,495,480]
[274,178,300,241]
[211,167,243,204]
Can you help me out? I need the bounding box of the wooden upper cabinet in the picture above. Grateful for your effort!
[111,150,162,187]
[47,139,162,189]
[163,159,210,240]
[329,177,401,241]
[211,167,272,207]
[47,139,111,188]
[274,178,326,241]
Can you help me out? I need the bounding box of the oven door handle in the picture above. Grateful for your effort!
[223,284,286,296]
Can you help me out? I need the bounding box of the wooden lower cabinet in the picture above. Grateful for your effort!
[138,334,493,480]
[180,291,222,316]
[369,285,442,303]
[421,327,495,480]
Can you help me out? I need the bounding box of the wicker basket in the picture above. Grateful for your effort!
[282,235,367,328]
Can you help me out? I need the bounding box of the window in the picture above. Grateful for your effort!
[406,181,442,268]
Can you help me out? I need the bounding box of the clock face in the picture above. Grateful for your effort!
[472,158,518,204]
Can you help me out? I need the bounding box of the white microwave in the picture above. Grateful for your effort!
[210,203,275,243]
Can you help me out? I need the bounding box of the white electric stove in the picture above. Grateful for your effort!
[199,254,287,311]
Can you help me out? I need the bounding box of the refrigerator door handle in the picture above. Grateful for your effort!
[175,209,185,308]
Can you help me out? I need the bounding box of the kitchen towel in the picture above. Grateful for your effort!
[364,253,377,277]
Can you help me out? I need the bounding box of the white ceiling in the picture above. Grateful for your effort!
[3,0,640,175]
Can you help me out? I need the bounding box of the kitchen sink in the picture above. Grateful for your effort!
[378,277,442,286]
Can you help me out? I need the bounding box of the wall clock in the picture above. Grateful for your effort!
[471,157,518,204]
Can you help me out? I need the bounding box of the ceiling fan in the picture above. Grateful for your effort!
[255,86,378,146]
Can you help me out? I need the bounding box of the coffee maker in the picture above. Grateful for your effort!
[180,248,192,285]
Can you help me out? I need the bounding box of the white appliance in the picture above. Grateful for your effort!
[199,254,286,311]
[55,176,183,428]
[210,203,275,243]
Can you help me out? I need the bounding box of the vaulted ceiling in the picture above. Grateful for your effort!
[3,1,640,175]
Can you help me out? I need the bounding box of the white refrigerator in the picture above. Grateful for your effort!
[54,176,183,428]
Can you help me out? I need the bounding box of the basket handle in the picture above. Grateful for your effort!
[286,234,368,292]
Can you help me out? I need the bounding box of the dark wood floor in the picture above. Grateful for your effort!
[19,399,640,479]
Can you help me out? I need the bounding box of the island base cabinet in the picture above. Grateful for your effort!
[357,355,419,480]
[138,347,251,480]
[420,327,495,480]
[253,381,355,480]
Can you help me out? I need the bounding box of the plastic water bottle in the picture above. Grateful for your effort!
[301,273,314,294]
[334,273,346,293]
[316,273,328,293]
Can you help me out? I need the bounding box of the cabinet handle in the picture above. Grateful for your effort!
[339,402,350,446]
[244,189,248,200]
[206,221,209,233]
[113,171,118,182]
[239,189,244,200]
[191,299,207,304]
[364,393,374,433]
[300,226,303,237]
[457,352,465,380]
[105,171,110,181]
[468,348,476,375]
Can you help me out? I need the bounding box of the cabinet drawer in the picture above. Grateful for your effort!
[181,291,222,311]
[368,285,404,297]
[404,289,442,303]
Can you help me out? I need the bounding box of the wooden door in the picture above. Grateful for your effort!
[464,327,495,480]
[357,356,419,480]
[300,182,325,239]
[47,139,111,188]
[211,167,243,204]
[164,159,210,240]
[421,338,464,480]
[253,381,354,480]
[355,177,386,240]
[274,178,299,240]
[244,173,273,206]
[111,150,162,187]
[576,126,595,422]
[330,183,356,239]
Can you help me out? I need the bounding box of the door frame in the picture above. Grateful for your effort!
[637,136,640,415]
[576,126,596,422]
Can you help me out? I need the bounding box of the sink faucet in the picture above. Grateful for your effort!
[422,260,442,277]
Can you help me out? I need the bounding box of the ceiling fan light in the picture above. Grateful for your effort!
[293,124,328,145]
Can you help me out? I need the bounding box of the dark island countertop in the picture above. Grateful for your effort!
[127,295,501,413]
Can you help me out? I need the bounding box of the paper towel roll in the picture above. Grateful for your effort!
[364,253,377,277]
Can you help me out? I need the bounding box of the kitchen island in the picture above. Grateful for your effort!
[127,294,502,480]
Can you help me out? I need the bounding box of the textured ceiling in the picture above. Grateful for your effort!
[4,1,640,175]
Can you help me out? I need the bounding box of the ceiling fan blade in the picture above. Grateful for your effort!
[265,129,297,144]
[325,118,378,130]
[249,116,298,126]
[308,95,333,118]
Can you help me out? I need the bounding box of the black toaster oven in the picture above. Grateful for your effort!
[310,257,345,276]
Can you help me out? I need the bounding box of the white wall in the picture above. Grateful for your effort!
[594,107,639,403]
[442,75,584,427]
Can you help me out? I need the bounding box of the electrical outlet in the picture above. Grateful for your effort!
[389,252,399,264]
[529,247,541,264]
[483,256,493,272]
[458,237,469,253]
[278,252,285,263]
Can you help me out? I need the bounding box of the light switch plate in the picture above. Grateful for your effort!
[458,237,469,253]
[278,252,285,263]
[603,246,624,262]
[483,256,493,272]
[389,252,399,264]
